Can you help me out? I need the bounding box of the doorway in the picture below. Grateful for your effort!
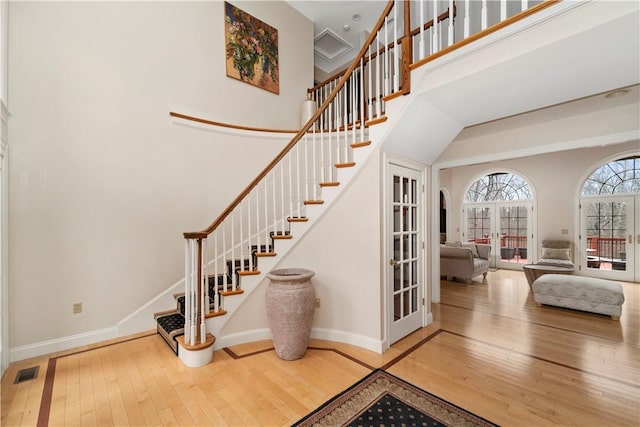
[580,195,639,282]
[386,161,425,345]
[463,202,532,269]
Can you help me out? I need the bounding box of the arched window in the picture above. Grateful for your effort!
[466,172,532,202]
[581,155,640,196]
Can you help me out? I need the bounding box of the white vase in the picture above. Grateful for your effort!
[266,268,316,360]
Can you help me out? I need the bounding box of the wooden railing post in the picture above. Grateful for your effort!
[401,0,412,95]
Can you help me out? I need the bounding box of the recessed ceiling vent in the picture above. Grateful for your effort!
[314,29,353,62]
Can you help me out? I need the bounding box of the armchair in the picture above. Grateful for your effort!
[537,239,574,268]
[440,242,491,284]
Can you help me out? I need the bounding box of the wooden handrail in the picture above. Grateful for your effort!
[184,0,397,238]
[170,111,298,134]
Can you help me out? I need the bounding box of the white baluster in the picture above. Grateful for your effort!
[351,73,356,148]
[272,170,277,236]
[367,44,373,121]
[231,212,236,290]
[384,16,389,96]
[393,2,399,93]
[213,232,218,311]
[295,145,302,218]
[501,0,507,21]
[263,180,268,253]
[247,196,252,271]
[343,84,349,162]
[375,30,381,118]
[522,0,528,12]
[203,237,209,316]
[256,186,264,252]
[359,59,365,143]
[304,134,310,203]
[222,222,227,293]
[201,238,207,342]
[464,0,470,39]
[482,0,488,30]
[419,0,425,59]
[184,240,191,344]
[288,153,293,222]
[433,0,439,53]
[239,203,244,273]
[320,107,325,184]
[312,116,318,201]
[280,162,286,233]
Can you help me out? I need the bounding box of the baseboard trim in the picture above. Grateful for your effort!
[10,327,119,362]
[216,327,384,354]
[216,328,272,349]
[310,328,384,354]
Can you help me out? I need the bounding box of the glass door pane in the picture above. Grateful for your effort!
[498,204,529,266]
[582,196,634,281]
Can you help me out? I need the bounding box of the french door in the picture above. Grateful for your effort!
[387,163,424,345]
[463,202,532,270]
[580,195,639,282]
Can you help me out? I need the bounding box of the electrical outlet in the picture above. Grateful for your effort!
[73,303,82,314]
[315,298,320,308]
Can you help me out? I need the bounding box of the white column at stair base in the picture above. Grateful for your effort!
[176,333,215,368]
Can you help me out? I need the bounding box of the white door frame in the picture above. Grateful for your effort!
[579,195,637,282]
[382,153,428,349]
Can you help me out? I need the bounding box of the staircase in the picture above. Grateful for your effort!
[152,0,565,364]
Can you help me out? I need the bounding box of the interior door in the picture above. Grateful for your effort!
[388,163,423,344]
[581,196,637,282]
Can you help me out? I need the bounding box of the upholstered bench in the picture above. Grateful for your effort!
[532,274,624,320]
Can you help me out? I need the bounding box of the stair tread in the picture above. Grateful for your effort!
[256,252,277,257]
[335,162,355,168]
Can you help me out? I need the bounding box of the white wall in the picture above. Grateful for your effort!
[221,149,384,348]
[7,1,313,356]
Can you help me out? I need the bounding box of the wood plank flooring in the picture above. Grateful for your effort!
[2,269,638,426]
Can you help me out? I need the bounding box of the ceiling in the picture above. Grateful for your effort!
[286,1,384,76]
[285,1,639,166]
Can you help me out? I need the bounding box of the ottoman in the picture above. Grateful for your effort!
[532,274,624,320]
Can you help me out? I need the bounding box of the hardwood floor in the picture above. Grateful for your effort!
[2,269,639,426]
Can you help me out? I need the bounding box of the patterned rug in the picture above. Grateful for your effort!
[293,369,498,427]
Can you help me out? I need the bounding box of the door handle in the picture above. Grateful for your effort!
[389,259,397,266]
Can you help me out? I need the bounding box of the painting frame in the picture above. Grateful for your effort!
[224,2,279,94]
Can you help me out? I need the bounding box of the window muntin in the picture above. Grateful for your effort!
[466,173,531,202]
[581,156,640,196]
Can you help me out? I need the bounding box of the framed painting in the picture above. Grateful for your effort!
[224,2,279,94]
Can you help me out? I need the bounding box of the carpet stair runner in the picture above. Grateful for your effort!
[154,237,282,353]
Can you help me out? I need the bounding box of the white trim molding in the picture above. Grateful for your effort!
[10,327,118,362]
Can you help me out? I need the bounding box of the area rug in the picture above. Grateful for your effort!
[293,369,498,427]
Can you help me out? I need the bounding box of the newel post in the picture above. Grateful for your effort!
[179,232,215,368]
